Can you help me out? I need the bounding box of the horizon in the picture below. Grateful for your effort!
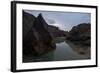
[24,10,91,31]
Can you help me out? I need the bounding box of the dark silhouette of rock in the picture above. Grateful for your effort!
[32,13,56,55]
[23,11,36,38]
[67,23,91,46]
[23,12,56,55]
[48,25,68,38]
[23,11,37,55]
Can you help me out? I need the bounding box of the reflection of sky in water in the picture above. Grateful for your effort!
[24,10,91,31]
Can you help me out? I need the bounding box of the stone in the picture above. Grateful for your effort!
[23,12,56,55]
[66,23,91,47]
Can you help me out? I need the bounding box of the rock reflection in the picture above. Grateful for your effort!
[23,37,90,63]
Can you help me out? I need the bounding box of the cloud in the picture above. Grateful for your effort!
[45,18,56,24]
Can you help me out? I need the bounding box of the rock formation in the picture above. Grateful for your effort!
[23,11,37,55]
[32,13,56,55]
[66,23,91,56]
[48,25,68,38]
[23,11,56,55]
[67,23,91,46]
[66,23,91,46]
[23,11,36,38]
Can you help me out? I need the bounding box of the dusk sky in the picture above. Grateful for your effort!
[24,10,91,31]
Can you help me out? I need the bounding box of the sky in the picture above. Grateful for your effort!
[24,10,91,31]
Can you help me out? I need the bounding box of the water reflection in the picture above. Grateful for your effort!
[23,40,90,63]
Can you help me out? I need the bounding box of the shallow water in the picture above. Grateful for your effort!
[23,41,89,63]
[53,41,88,61]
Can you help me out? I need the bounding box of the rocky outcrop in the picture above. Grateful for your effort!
[23,12,56,55]
[32,14,56,55]
[48,25,68,38]
[23,11,36,38]
[66,23,91,46]
[66,23,91,56]
[23,11,37,55]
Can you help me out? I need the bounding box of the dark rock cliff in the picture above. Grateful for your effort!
[23,11,36,38]
[23,11,37,55]
[23,11,56,55]
[48,25,68,38]
[32,14,56,55]
[66,23,91,46]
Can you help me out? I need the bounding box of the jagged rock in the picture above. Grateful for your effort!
[23,11,36,38]
[23,11,37,55]
[23,12,56,55]
[66,23,91,46]
[48,25,68,38]
[32,14,56,55]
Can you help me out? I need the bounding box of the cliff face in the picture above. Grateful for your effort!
[67,23,91,46]
[23,11,38,55]
[23,11,36,38]
[32,14,56,55]
[48,25,68,38]
[23,12,56,55]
